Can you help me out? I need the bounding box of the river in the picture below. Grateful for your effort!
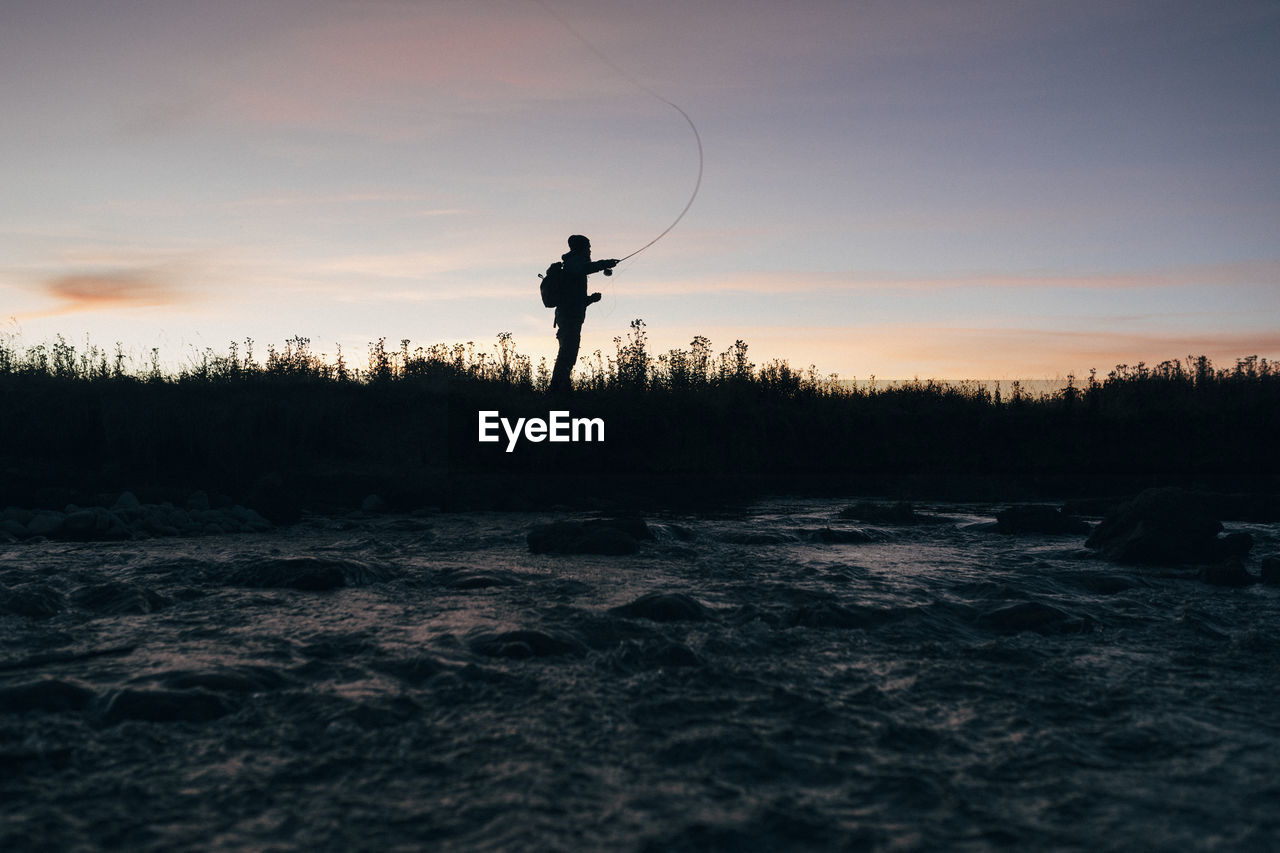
[2,499,1277,851]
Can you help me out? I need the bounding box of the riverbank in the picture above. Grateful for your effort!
[2,335,1276,515]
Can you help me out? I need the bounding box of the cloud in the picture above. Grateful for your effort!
[38,270,182,316]
[221,192,468,212]
[621,259,1280,296]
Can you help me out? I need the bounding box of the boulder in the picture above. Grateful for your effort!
[226,556,395,590]
[0,583,64,619]
[228,505,273,532]
[443,571,518,590]
[25,511,66,538]
[592,515,651,541]
[0,519,28,539]
[228,557,346,590]
[716,530,798,545]
[995,505,1090,535]
[838,501,953,525]
[62,507,131,541]
[1076,573,1142,595]
[369,656,446,683]
[838,501,919,524]
[527,518,650,555]
[244,472,301,525]
[69,581,164,615]
[467,629,585,658]
[2,494,272,541]
[232,557,344,590]
[1084,488,1252,565]
[807,527,873,544]
[0,678,96,713]
[1200,561,1256,588]
[605,638,700,672]
[1,506,34,525]
[154,665,290,694]
[977,601,1090,634]
[788,601,877,629]
[98,687,232,724]
[1216,532,1255,560]
[1261,557,1280,585]
[140,504,192,537]
[609,591,710,623]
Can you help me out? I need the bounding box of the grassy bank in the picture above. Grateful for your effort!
[2,326,1277,515]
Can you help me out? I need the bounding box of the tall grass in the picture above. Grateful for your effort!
[1,326,1276,511]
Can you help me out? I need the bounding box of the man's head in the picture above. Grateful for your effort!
[567,234,590,253]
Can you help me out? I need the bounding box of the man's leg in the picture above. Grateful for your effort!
[551,324,582,391]
[550,323,582,393]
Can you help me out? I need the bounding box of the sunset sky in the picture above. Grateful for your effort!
[3,0,1277,379]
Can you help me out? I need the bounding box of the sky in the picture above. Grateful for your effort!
[2,0,1278,379]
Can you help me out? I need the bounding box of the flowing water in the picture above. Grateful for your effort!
[2,500,1278,851]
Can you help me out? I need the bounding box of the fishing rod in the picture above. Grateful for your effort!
[615,98,702,264]
[533,0,703,269]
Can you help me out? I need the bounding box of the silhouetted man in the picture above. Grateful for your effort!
[549,234,617,394]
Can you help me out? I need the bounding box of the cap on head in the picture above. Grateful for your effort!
[567,234,590,251]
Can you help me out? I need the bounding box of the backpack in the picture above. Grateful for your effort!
[539,261,565,308]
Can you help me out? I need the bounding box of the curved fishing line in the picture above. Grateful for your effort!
[616,100,702,262]
[532,0,703,263]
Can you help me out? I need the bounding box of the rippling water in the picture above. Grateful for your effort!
[3,500,1278,851]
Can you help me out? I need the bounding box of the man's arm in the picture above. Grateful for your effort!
[588,259,619,274]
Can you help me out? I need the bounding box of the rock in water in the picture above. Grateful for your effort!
[609,591,710,623]
[1199,561,1256,588]
[788,601,891,629]
[0,518,27,540]
[98,687,232,724]
[0,679,96,713]
[1077,573,1142,595]
[527,518,650,555]
[229,556,398,590]
[442,570,518,590]
[995,505,1090,535]
[467,629,585,658]
[155,666,290,694]
[807,527,873,544]
[977,601,1088,634]
[244,472,301,525]
[0,583,64,619]
[606,638,700,672]
[1216,532,1255,560]
[62,508,130,541]
[1084,488,1252,565]
[369,656,447,682]
[25,511,66,538]
[69,581,164,615]
[838,501,919,524]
